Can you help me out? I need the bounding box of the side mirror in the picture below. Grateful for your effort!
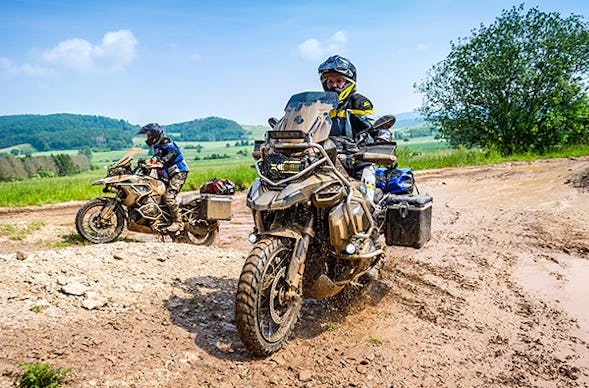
[372,115,396,131]
[252,140,264,160]
[268,117,278,129]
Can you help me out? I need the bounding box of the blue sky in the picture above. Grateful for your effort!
[1,0,587,126]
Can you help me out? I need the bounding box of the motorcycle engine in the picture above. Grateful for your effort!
[130,200,162,225]
[138,202,161,219]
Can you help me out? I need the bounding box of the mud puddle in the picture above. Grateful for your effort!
[515,256,589,369]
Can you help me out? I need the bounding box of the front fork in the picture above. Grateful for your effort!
[99,196,121,221]
[285,216,314,299]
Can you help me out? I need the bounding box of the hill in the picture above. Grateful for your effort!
[0,114,137,152]
[394,111,425,129]
[165,117,245,141]
[0,111,427,153]
[0,114,246,153]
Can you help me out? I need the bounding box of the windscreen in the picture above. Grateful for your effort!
[274,91,338,143]
[113,147,142,167]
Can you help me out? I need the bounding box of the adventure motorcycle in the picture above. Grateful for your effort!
[235,91,416,356]
[75,148,232,245]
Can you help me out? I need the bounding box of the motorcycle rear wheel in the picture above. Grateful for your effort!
[235,237,301,356]
[182,222,218,246]
[75,199,125,244]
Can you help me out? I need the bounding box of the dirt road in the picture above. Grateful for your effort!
[0,157,588,387]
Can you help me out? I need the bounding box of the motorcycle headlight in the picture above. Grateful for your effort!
[248,233,258,244]
[345,243,356,254]
[261,154,305,181]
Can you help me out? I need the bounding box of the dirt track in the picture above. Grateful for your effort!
[0,157,588,387]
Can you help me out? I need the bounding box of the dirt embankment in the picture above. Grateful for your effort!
[0,157,588,387]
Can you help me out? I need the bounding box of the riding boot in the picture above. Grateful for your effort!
[166,202,183,232]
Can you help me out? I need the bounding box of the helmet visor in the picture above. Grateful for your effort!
[318,56,354,78]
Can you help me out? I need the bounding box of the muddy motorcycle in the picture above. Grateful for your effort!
[75,148,232,245]
[235,91,418,356]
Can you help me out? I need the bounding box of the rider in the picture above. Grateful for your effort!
[318,54,391,204]
[137,123,189,232]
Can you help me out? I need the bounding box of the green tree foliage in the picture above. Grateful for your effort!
[0,114,136,151]
[203,153,230,160]
[78,146,93,160]
[416,5,589,155]
[0,154,90,181]
[166,117,245,141]
[52,154,79,176]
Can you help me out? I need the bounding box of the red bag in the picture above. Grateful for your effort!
[199,177,236,195]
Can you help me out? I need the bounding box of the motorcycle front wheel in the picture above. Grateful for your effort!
[75,199,125,243]
[235,237,301,356]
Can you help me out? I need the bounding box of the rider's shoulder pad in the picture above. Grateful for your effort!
[350,93,374,110]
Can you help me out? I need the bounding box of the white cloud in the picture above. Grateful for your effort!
[0,57,55,77]
[416,43,428,52]
[297,30,348,61]
[43,29,137,73]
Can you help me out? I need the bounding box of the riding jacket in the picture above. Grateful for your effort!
[154,137,190,175]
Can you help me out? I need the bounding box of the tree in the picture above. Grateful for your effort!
[0,113,135,151]
[78,146,93,160]
[166,117,245,141]
[415,5,589,155]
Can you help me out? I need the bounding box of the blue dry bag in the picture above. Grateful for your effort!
[375,167,415,194]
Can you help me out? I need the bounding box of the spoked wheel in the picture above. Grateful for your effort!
[75,199,124,243]
[181,220,218,246]
[235,237,301,356]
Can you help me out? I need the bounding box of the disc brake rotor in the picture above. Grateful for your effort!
[269,267,288,324]
[89,212,113,233]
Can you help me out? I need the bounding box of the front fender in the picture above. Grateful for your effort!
[257,227,302,240]
[93,196,125,218]
[248,172,337,211]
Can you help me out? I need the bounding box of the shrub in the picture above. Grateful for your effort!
[13,361,72,388]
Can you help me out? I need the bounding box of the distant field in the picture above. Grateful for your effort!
[1,140,588,207]
[395,136,449,153]
[0,134,448,206]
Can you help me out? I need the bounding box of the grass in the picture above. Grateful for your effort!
[397,136,450,153]
[53,233,91,248]
[0,220,46,240]
[29,305,43,314]
[13,361,72,388]
[0,159,257,207]
[395,143,589,170]
[54,233,142,248]
[368,336,382,346]
[0,172,103,207]
[323,322,339,332]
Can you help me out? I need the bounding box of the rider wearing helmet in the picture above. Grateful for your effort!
[318,55,391,203]
[318,55,391,141]
[137,123,189,232]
